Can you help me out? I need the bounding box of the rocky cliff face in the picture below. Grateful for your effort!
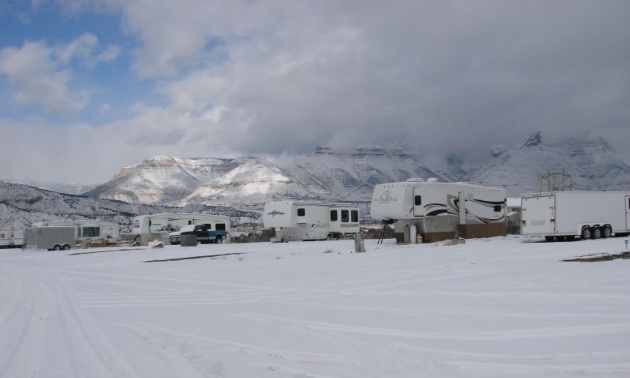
[466,132,630,195]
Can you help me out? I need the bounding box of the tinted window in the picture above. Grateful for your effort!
[297,208,306,216]
[494,205,502,212]
[216,223,226,231]
[82,227,100,237]
[414,195,422,206]
[203,224,212,230]
[330,210,338,221]
[351,210,359,222]
[341,210,349,222]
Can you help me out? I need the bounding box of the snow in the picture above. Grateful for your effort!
[1,236,629,377]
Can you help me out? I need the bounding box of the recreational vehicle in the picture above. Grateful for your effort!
[131,213,230,246]
[263,201,360,241]
[31,220,120,243]
[0,227,23,249]
[521,191,630,241]
[371,179,507,243]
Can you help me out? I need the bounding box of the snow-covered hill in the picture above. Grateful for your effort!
[466,132,630,195]
[3,133,629,226]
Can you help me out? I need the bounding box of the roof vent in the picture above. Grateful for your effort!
[406,178,424,182]
[427,177,439,182]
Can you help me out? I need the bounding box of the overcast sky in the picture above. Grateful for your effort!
[0,0,629,184]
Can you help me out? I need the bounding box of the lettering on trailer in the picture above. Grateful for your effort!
[267,210,285,217]
[374,191,397,204]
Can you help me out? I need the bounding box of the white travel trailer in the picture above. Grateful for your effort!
[521,191,630,241]
[131,213,230,246]
[31,220,120,243]
[0,227,24,249]
[263,201,360,242]
[371,179,507,243]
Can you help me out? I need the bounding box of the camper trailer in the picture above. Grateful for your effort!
[263,201,360,241]
[0,227,24,249]
[521,191,630,241]
[131,213,230,246]
[371,179,507,243]
[31,220,119,243]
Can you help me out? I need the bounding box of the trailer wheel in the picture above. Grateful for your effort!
[602,225,612,238]
[62,244,71,250]
[53,244,61,251]
[581,227,592,240]
[592,226,602,239]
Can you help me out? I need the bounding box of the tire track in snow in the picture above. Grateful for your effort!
[239,313,630,341]
[119,322,362,377]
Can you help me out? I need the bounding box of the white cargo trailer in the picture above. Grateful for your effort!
[24,226,75,251]
[263,201,360,241]
[371,179,507,243]
[521,191,630,241]
[131,213,230,246]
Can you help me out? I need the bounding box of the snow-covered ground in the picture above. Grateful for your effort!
[1,236,629,378]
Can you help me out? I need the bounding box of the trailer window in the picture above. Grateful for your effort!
[351,210,359,222]
[216,223,226,231]
[341,210,349,222]
[188,220,192,225]
[330,210,338,221]
[494,205,501,212]
[414,195,422,206]
[82,227,100,238]
[297,208,306,216]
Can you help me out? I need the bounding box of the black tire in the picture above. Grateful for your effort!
[581,227,592,240]
[53,244,61,251]
[215,235,223,244]
[602,225,612,238]
[62,244,71,250]
[592,226,602,239]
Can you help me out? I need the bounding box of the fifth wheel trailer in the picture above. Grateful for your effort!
[521,191,630,241]
[371,179,507,243]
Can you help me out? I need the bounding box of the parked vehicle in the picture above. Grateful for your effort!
[0,227,24,249]
[31,220,119,243]
[263,201,360,242]
[132,213,230,245]
[521,191,630,241]
[371,178,507,243]
[24,227,75,251]
[169,224,229,244]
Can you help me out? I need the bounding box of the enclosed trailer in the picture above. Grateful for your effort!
[263,201,360,241]
[24,226,75,251]
[0,227,24,249]
[371,179,507,243]
[132,213,230,245]
[31,220,120,243]
[521,191,630,241]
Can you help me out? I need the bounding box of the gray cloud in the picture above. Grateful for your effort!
[2,0,629,184]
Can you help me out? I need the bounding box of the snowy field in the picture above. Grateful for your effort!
[1,236,629,378]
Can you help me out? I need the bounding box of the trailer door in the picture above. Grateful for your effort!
[522,195,555,235]
[626,195,630,230]
[412,187,423,217]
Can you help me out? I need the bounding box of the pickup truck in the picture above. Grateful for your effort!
[169,224,228,245]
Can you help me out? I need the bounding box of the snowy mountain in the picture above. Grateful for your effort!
[466,132,630,196]
[0,182,260,230]
[3,133,629,226]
